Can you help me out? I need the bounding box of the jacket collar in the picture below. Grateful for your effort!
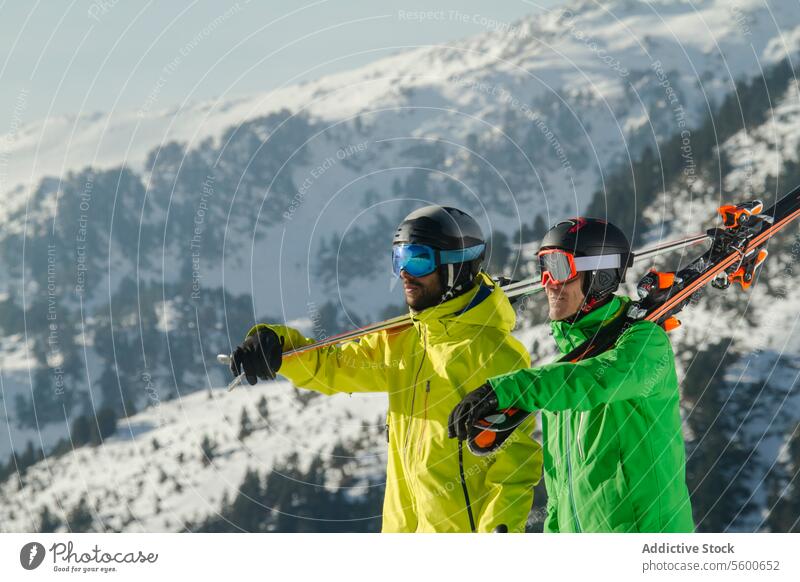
[410,272,516,340]
[550,295,629,353]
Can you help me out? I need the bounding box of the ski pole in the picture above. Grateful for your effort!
[216,354,246,392]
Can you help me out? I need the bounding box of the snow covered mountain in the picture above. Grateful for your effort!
[2,0,800,532]
[2,0,798,203]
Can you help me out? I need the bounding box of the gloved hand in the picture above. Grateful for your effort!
[230,327,284,385]
[447,383,499,441]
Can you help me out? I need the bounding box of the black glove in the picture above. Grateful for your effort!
[230,328,284,385]
[447,383,499,441]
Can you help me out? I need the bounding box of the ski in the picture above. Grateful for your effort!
[218,231,710,392]
[468,185,800,455]
[217,229,710,388]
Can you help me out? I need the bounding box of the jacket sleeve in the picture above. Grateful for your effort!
[248,324,390,395]
[489,321,676,412]
[476,413,543,533]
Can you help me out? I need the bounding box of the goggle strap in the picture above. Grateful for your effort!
[438,244,485,266]
[573,254,621,271]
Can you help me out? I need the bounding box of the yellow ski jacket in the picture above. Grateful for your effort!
[250,273,542,532]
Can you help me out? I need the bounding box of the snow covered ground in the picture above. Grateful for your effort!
[0,380,387,532]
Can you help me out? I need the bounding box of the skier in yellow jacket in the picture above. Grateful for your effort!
[231,206,542,532]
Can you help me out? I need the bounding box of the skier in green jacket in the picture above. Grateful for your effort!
[449,217,695,533]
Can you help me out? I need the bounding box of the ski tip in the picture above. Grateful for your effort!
[217,354,231,365]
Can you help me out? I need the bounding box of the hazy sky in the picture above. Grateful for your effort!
[0,0,567,132]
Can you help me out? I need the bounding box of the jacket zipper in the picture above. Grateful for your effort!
[403,327,427,461]
[564,410,583,532]
[560,309,623,531]
[562,334,583,533]
[417,381,431,458]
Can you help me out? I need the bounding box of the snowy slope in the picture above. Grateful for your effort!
[0,381,387,532]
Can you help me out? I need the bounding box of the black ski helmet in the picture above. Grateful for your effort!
[393,205,485,300]
[539,217,632,306]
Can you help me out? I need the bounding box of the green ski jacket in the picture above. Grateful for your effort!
[489,296,694,532]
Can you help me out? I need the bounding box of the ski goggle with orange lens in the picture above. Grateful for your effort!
[392,243,485,278]
[537,248,621,285]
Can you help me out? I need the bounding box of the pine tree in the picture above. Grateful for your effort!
[200,435,217,466]
[238,408,254,441]
[683,342,754,531]
[228,468,266,532]
[122,398,137,418]
[70,414,92,446]
[256,396,269,423]
[90,407,117,445]
[531,214,547,241]
[765,422,800,532]
[486,230,511,275]
[17,441,40,476]
[192,445,384,533]
[0,456,10,483]
[66,497,94,532]
[38,505,61,533]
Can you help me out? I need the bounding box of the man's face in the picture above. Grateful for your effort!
[400,269,444,311]
[544,272,586,321]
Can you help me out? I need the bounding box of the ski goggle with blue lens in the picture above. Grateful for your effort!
[392,243,486,278]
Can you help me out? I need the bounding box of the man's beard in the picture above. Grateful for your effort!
[405,281,444,311]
